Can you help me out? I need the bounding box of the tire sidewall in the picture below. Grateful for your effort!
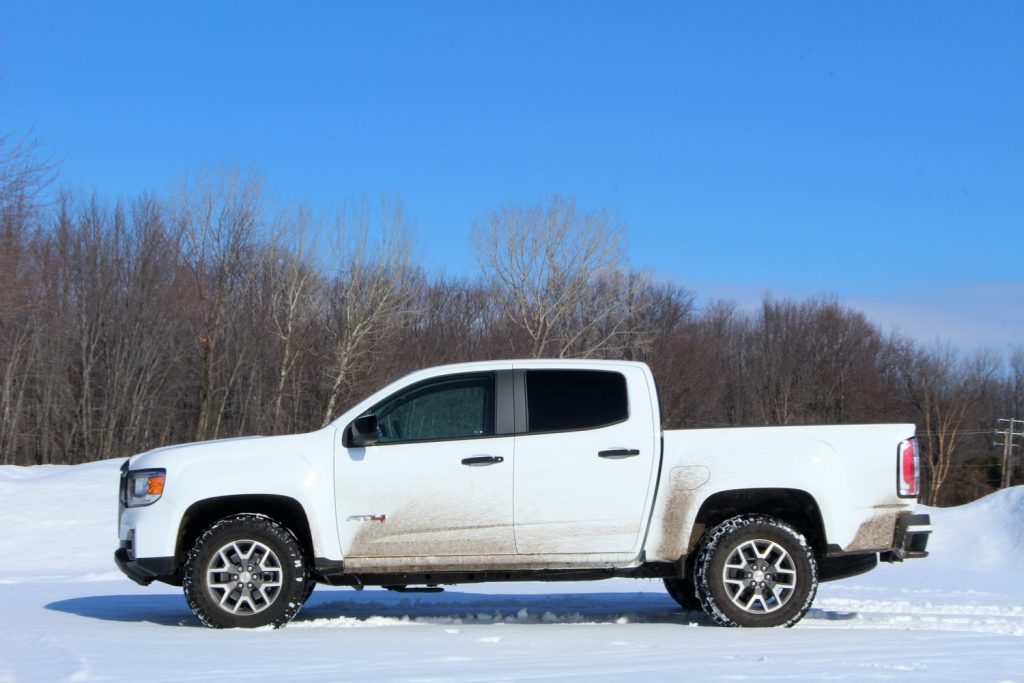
[184,514,308,629]
[696,516,817,628]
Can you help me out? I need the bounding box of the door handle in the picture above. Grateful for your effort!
[461,455,504,466]
[598,448,640,459]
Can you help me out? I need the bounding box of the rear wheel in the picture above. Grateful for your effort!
[694,515,817,627]
[183,514,309,628]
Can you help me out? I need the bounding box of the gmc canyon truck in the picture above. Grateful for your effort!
[115,359,931,629]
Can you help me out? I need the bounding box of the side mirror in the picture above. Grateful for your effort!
[349,413,380,447]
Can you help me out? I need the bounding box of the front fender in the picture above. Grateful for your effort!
[121,427,341,562]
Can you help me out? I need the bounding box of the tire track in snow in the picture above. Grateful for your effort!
[292,589,1024,637]
[806,596,1024,636]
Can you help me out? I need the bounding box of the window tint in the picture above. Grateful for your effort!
[371,374,495,443]
[526,370,628,433]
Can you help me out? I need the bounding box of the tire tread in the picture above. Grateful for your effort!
[694,514,818,628]
[183,513,308,629]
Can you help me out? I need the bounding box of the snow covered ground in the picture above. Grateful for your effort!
[1,459,1022,682]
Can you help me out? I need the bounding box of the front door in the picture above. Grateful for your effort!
[336,372,516,558]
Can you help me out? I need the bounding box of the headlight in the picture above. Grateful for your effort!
[125,469,166,507]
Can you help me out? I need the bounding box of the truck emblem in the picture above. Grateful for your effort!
[347,514,387,523]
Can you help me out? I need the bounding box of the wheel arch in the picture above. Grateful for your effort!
[692,488,827,554]
[176,495,315,573]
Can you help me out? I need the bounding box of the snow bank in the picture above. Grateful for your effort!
[923,485,1024,570]
[0,458,122,582]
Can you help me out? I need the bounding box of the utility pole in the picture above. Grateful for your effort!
[995,418,1024,488]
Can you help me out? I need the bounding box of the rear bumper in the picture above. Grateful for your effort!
[114,547,176,586]
[881,513,931,562]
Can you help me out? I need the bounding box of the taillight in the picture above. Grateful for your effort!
[898,438,919,497]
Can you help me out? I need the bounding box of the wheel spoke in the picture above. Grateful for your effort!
[214,548,230,571]
[256,585,275,605]
[258,550,278,569]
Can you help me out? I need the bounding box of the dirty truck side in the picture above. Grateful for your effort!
[115,359,931,629]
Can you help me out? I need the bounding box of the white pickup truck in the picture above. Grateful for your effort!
[115,359,930,629]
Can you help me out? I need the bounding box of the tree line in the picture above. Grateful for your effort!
[1,143,1021,506]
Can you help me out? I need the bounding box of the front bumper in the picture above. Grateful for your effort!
[881,513,931,562]
[114,545,176,586]
[117,459,179,585]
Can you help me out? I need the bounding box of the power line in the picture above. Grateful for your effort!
[917,429,1007,437]
[994,418,1023,488]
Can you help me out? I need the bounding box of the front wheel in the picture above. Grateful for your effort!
[183,514,309,628]
[694,515,817,627]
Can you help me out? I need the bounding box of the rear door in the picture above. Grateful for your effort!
[512,365,659,554]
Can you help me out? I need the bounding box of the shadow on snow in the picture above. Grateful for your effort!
[45,590,713,627]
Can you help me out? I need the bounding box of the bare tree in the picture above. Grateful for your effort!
[746,298,806,425]
[471,195,641,358]
[0,129,54,463]
[627,281,704,426]
[174,168,263,440]
[734,298,888,426]
[1009,346,1024,420]
[392,278,502,369]
[899,343,998,505]
[0,129,55,225]
[0,223,38,463]
[263,209,321,432]
[96,197,187,457]
[320,197,417,426]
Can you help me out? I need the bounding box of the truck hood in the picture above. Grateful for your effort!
[127,435,266,469]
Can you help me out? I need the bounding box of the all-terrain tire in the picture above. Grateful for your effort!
[694,515,817,627]
[663,576,701,611]
[183,514,309,628]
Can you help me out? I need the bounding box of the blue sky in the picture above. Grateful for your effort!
[2,2,1021,349]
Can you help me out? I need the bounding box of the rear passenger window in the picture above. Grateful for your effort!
[526,370,628,433]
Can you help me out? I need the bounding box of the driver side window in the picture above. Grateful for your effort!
[370,374,495,443]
